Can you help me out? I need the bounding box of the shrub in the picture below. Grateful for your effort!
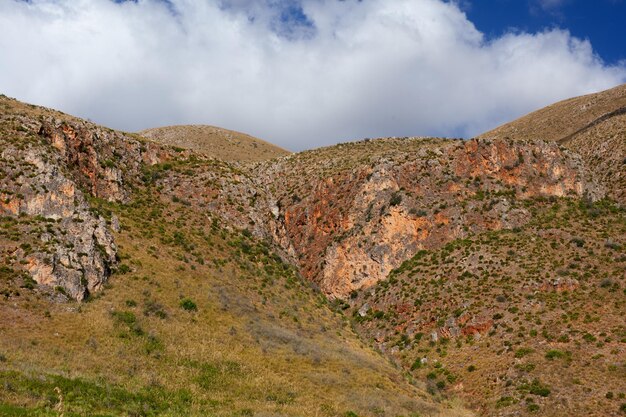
[145,334,164,354]
[411,359,423,370]
[515,348,534,358]
[116,264,131,275]
[111,310,136,325]
[545,350,567,360]
[144,299,168,319]
[600,278,614,288]
[372,310,385,319]
[180,298,197,312]
[583,333,597,343]
[525,379,551,397]
[496,396,516,408]
[389,192,402,206]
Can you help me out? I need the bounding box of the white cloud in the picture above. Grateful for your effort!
[0,0,624,150]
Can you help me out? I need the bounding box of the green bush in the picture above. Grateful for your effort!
[496,396,516,408]
[111,310,136,325]
[116,264,131,275]
[180,298,197,312]
[514,348,534,358]
[521,379,551,397]
[545,350,566,360]
[389,192,402,206]
[411,359,423,370]
[583,333,597,343]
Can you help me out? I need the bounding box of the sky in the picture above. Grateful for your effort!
[0,0,625,151]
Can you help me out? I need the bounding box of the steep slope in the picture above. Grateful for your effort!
[253,137,602,298]
[348,198,626,417]
[139,125,290,162]
[0,94,469,417]
[1,85,624,417]
[479,83,626,204]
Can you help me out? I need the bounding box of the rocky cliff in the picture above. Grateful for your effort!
[257,137,602,298]
[0,98,171,300]
[479,83,626,205]
[0,94,607,302]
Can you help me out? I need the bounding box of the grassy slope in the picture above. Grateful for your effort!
[350,198,626,417]
[0,137,469,416]
[479,84,626,143]
[139,125,290,162]
[0,196,459,417]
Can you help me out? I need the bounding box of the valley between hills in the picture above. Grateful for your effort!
[0,84,624,417]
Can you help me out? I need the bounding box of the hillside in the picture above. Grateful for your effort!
[0,83,625,417]
[349,198,625,416]
[139,125,290,162]
[253,137,601,299]
[479,84,626,204]
[0,94,469,417]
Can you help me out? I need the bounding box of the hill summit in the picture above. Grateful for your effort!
[139,125,290,162]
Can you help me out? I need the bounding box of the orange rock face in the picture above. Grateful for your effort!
[263,138,602,298]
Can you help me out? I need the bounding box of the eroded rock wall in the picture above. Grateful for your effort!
[262,138,603,298]
[0,114,167,300]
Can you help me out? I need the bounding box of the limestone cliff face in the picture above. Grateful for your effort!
[0,97,607,303]
[38,119,165,202]
[260,138,603,298]
[0,112,167,300]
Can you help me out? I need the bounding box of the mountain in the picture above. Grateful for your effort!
[1,83,625,417]
[139,125,290,162]
[0,94,468,417]
[479,84,626,205]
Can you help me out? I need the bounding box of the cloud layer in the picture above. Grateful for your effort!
[1,0,624,150]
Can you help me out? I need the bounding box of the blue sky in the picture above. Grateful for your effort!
[1,0,625,150]
[466,0,626,65]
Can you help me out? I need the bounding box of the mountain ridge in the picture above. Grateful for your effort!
[0,93,470,417]
[0,84,625,417]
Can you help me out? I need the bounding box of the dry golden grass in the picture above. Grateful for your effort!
[0,191,471,417]
[479,83,626,143]
[139,125,290,162]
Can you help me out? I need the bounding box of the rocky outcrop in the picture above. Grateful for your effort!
[260,138,603,298]
[0,102,607,303]
[0,114,167,300]
[38,119,166,202]
[0,123,115,300]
